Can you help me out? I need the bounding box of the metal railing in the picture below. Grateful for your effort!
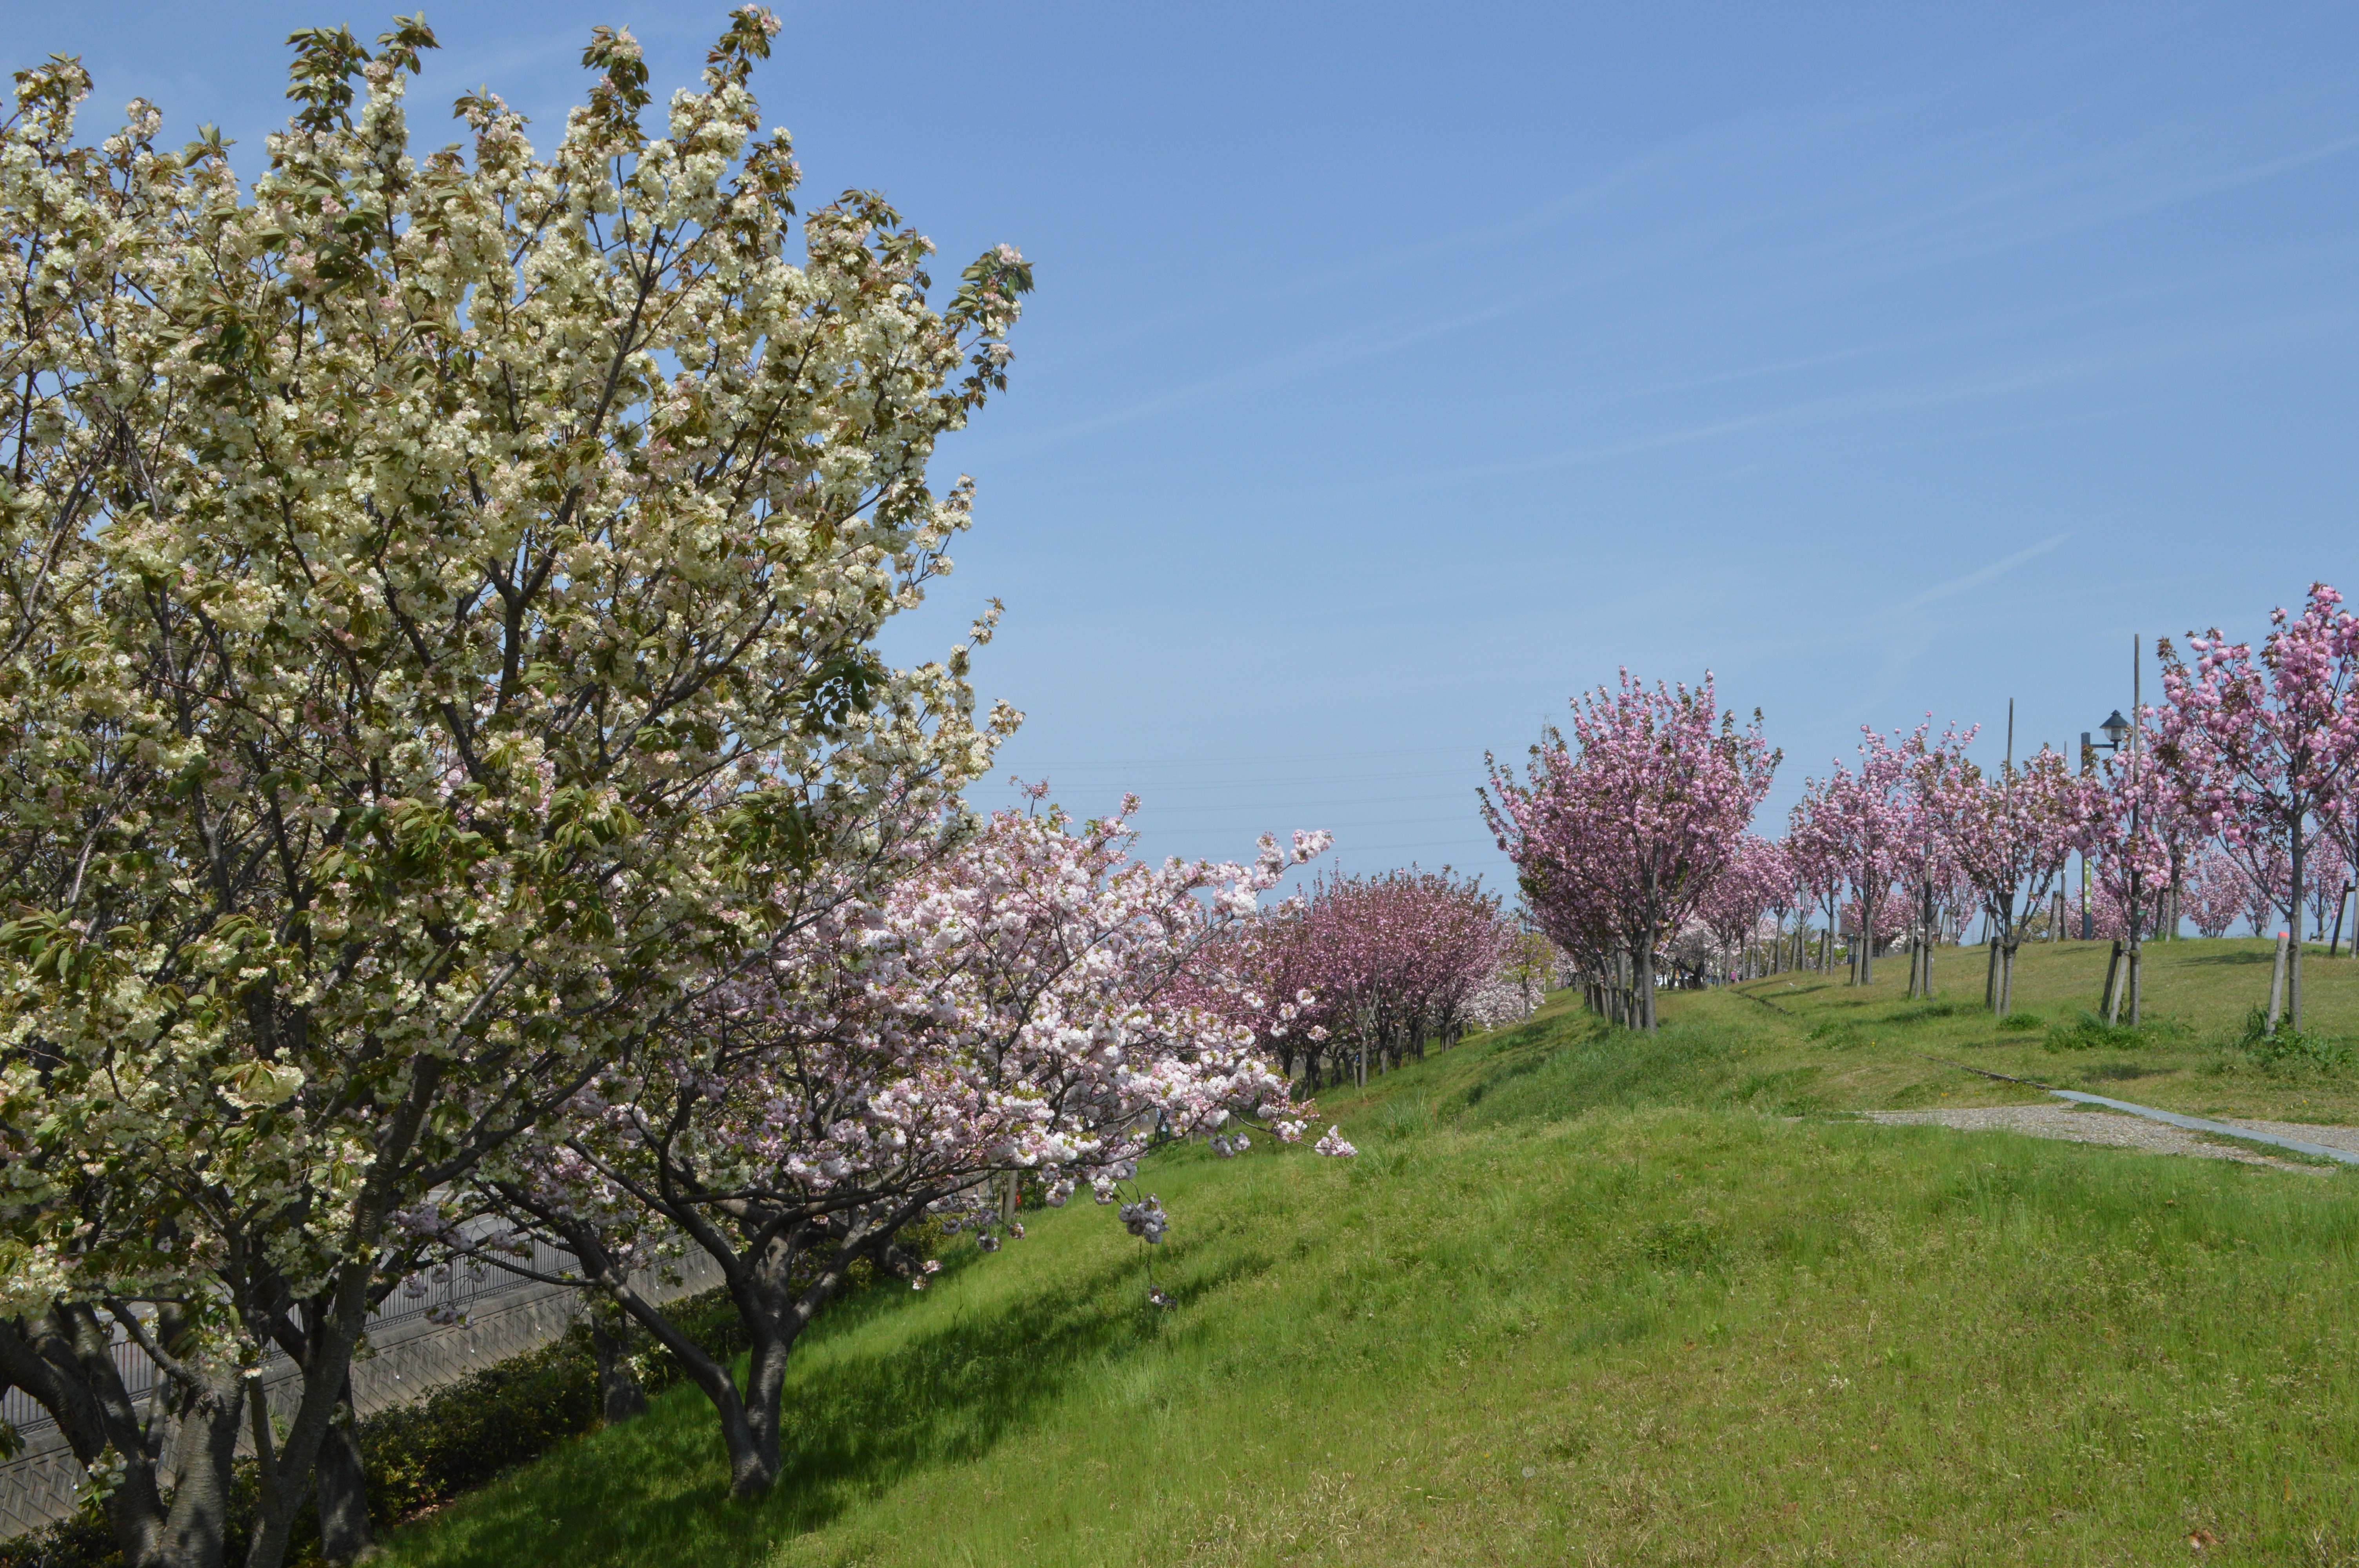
[0,1238,580,1440]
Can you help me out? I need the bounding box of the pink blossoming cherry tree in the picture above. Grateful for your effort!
[449,802,1344,1496]
[1483,671,1777,1031]
[2157,585,2359,1030]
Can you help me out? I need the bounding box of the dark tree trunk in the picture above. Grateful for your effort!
[311,1401,375,1566]
[588,1308,647,1425]
[265,1302,374,1566]
[0,1303,247,1568]
[1635,939,1658,1031]
[1859,888,1876,985]
[537,1209,891,1501]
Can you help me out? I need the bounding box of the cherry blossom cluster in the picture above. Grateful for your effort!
[1189,866,1522,1082]
[1483,671,1778,1030]
[2180,846,2255,939]
[2155,586,2359,1026]
[446,799,1347,1494]
[1464,930,1565,1031]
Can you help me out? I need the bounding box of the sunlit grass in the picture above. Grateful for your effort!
[382,942,2359,1567]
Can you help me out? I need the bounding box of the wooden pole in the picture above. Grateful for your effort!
[2101,939,2124,1025]
[2126,637,2144,1026]
[2266,930,2290,1037]
[2332,881,2353,960]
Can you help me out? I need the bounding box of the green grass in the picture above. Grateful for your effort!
[1703,936,2359,1125]
[382,941,2359,1567]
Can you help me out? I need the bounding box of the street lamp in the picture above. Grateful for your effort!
[2075,711,2131,939]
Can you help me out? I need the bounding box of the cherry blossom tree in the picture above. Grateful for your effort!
[2321,775,2359,953]
[2157,586,2359,1029]
[1896,724,1975,996]
[1465,927,1563,1031]
[1810,723,1928,986]
[1483,671,1777,1030]
[2096,749,2204,943]
[1694,836,1786,982]
[2086,754,2178,945]
[2181,846,2251,939]
[2237,844,2292,938]
[447,802,1343,1496]
[1931,746,2093,1013]
[0,18,1030,1565]
[1269,867,1515,1082]
[1178,895,1325,1083]
[2304,835,2353,941]
[1784,793,1848,975]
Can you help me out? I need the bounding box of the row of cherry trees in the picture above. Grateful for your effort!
[1479,583,2359,1034]
[1192,867,1542,1089]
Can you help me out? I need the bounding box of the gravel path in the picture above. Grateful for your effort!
[1861,1103,2349,1173]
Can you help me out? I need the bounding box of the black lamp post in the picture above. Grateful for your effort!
[2075,712,2130,939]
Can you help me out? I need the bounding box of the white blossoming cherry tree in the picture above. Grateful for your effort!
[0,13,1025,1567]
[449,801,1347,1497]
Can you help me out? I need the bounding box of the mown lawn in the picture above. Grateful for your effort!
[382,942,2359,1567]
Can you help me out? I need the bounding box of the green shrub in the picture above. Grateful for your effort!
[1998,1012,2043,1032]
[2043,1013,2146,1053]
[2235,1007,2352,1070]
[0,1285,780,1568]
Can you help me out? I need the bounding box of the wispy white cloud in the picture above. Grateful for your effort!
[1899,532,2074,612]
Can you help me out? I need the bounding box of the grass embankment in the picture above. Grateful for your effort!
[385,940,2359,1567]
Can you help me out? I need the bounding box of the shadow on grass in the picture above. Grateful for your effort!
[397,1243,1275,1566]
[761,1245,1274,1530]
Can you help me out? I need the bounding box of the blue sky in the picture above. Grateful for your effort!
[16,0,2356,898]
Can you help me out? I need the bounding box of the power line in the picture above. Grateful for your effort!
[1124,800,1483,820]
[992,768,1481,790]
[1000,745,1483,768]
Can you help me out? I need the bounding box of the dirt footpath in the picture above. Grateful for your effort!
[1861,1103,2357,1174]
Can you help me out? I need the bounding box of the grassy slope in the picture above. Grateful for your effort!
[384,942,2359,1568]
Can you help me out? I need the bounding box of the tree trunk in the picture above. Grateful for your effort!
[263,1302,373,1567]
[1635,940,1658,1032]
[0,1303,248,1568]
[247,1055,450,1568]
[587,1308,647,1425]
[2290,830,2306,1030]
[311,1396,374,1567]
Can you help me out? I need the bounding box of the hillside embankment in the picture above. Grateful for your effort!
[382,937,2359,1568]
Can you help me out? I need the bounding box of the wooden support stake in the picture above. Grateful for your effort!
[2101,939,2124,1025]
[2266,930,2290,1037]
